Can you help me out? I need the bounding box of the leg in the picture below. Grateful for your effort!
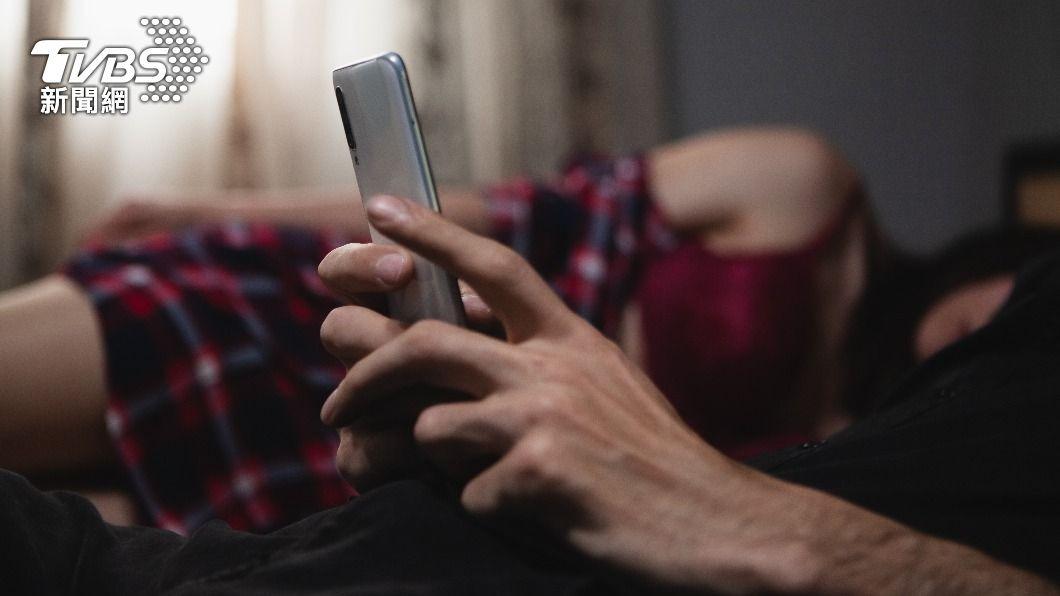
[0,275,114,473]
[77,489,138,526]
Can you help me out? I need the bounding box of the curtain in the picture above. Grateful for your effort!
[0,0,30,288]
[3,0,663,288]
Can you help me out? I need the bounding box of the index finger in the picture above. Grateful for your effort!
[364,195,575,341]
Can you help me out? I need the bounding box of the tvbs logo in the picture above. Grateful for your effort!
[31,16,209,115]
[32,40,167,85]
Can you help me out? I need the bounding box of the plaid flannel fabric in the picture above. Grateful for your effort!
[487,154,672,337]
[62,154,666,534]
[65,223,355,534]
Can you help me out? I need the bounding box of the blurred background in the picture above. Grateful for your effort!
[1,0,1059,290]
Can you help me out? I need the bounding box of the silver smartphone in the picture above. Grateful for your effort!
[333,52,466,326]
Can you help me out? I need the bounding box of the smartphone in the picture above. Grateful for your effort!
[333,52,466,327]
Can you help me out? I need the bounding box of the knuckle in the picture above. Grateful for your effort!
[403,319,430,336]
[511,431,561,487]
[403,201,431,227]
[396,202,438,237]
[412,406,446,444]
[335,431,367,485]
[566,320,603,347]
[402,320,448,356]
[336,459,372,492]
[460,479,494,515]
[319,307,352,353]
[335,453,361,487]
[530,392,572,426]
[561,324,621,364]
[483,246,528,284]
[335,426,421,492]
[598,338,628,366]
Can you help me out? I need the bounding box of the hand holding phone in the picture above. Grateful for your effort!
[333,53,466,327]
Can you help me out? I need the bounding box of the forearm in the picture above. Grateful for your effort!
[749,477,1057,595]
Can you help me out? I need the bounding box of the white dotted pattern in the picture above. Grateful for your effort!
[138,16,208,104]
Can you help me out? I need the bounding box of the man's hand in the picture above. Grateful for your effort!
[316,230,496,489]
[317,195,1057,595]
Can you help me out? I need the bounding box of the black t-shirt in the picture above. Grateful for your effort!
[751,253,1060,580]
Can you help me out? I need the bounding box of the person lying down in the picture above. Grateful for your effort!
[1,128,871,532]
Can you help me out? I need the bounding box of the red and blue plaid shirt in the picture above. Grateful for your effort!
[63,155,668,534]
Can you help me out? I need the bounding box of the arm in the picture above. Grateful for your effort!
[90,126,853,248]
[315,195,1055,595]
[194,186,489,237]
[86,186,489,243]
[649,126,862,249]
[742,475,1057,595]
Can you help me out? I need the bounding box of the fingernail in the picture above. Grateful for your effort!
[366,195,409,225]
[461,292,489,313]
[374,253,407,285]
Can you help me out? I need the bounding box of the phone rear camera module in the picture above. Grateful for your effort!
[335,87,357,152]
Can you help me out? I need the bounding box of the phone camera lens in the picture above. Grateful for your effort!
[335,87,357,151]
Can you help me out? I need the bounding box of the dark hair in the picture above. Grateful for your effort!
[841,225,1060,418]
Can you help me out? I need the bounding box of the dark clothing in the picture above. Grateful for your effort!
[16,255,1060,593]
[0,473,604,595]
[751,253,1060,580]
